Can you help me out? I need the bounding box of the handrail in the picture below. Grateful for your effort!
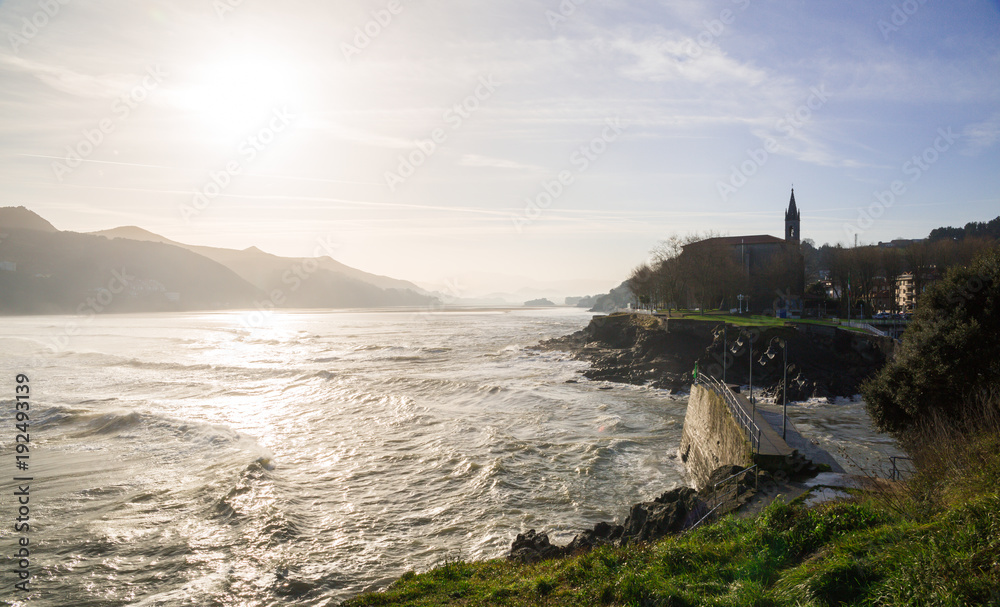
[696,374,761,456]
[689,464,758,530]
[840,320,889,337]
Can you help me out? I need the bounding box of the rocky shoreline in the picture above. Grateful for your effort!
[538,313,894,400]
[507,465,763,563]
[507,466,792,563]
[506,313,890,564]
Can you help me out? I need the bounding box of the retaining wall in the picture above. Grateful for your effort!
[679,384,754,490]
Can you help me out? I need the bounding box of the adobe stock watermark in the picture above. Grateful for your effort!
[878,0,929,41]
[675,0,753,59]
[51,65,166,182]
[8,0,71,54]
[42,268,135,355]
[240,236,340,332]
[212,0,245,19]
[717,84,830,202]
[545,0,589,30]
[411,277,463,325]
[341,0,408,61]
[512,117,627,233]
[843,127,958,241]
[384,75,498,192]
[548,0,752,35]
[180,106,295,222]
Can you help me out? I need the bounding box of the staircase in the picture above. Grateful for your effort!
[697,375,821,478]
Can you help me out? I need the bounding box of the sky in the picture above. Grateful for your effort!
[1,0,998,298]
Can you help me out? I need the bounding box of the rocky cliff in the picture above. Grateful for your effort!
[538,313,894,399]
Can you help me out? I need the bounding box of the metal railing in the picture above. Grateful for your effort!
[689,464,759,530]
[838,320,889,337]
[611,307,654,315]
[696,374,761,456]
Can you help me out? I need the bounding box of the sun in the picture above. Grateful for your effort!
[175,48,306,140]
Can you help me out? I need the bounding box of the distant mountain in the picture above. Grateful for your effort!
[565,295,599,307]
[90,226,429,295]
[0,206,57,233]
[0,208,437,314]
[588,281,633,312]
[0,209,259,314]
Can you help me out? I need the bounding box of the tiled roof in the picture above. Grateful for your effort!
[684,235,788,247]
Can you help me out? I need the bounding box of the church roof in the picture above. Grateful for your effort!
[786,188,800,220]
[684,234,787,248]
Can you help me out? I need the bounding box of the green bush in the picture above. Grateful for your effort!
[862,246,1000,438]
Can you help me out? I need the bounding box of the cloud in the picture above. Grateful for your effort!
[0,54,134,99]
[459,154,541,171]
[608,30,767,86]
[961,112,1000,156]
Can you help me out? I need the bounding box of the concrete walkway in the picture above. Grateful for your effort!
[730,392,794,459]
[754,405,846,473]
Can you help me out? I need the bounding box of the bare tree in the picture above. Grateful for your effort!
[627,263,655,309]
[880,248,904,314]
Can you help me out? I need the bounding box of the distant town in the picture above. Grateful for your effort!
[625,188,1000,321]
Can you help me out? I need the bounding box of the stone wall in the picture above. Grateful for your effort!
[679,384,753,490]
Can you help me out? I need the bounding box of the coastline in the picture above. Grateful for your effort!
[536,312,893,400]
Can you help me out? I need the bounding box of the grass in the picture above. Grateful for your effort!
[643,310,875,333]
[342,415,1000,607]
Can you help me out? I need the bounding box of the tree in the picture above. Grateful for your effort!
[902,241,935,309]
[652,255,683,312]
[801,239,821,284]
[861,246,1000,440]
[627,263,655,308]
[880,248,904,314]
[678,239,743,312]
[826,245,851,316]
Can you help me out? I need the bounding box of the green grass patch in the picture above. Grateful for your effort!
[344,479,1000,606]
[344,398,1000,607]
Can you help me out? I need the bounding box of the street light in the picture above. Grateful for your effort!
[731,330,753,417]
[714,324,728,384]
[737,294,745,314]
[761,337,789,440]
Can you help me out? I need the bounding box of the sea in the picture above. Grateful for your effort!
[0,308,901,606]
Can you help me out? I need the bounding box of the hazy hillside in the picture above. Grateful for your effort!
[0,205,58,233]
[0,218,261,314]
[0,208,438,314]
[90,226,429,295]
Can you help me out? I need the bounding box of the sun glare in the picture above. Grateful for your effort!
[176,50,306,139]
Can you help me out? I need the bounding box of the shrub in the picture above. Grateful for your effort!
[862,246,1000,439]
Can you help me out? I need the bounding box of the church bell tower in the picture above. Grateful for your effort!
[785,188,801,244]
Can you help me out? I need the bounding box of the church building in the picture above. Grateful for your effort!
[683,188,805,315]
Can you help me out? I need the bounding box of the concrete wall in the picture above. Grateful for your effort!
[679,384,753,490]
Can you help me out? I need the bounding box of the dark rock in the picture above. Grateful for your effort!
[705,465,749,488]
[564,521,624,553]
[508,529,565,563]
[620,487,702,543]
[508,484,723,563]
[537,313,892,400]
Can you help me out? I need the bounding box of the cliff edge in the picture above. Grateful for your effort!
[538,313,893,399]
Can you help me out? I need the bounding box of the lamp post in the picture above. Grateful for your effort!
[723,324,727,384]
[714,324,729,384]
[731,329,753,416]
[737,294,745,314]
[763,337,789,440]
